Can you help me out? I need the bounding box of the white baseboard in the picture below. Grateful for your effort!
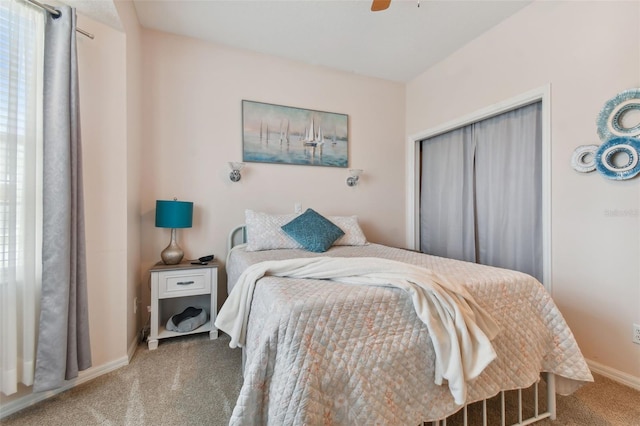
[0,355,130,419]
[587,358,640,391]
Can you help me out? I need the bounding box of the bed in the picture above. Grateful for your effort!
[216,209,593,426]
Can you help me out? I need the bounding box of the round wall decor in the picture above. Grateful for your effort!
[596,88,640,141]
[594,137,640,180]
[570,145,599,173]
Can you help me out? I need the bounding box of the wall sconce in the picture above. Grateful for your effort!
[155,198,193,265]
[346,169,363,187]
[229,162,245,182]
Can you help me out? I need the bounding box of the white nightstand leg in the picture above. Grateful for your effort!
[209,329,218,340]
[150,272,159,350]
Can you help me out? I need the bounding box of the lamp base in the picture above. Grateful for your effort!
[161,228,184,265]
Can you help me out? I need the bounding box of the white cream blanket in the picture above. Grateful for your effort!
[215,256,500,404]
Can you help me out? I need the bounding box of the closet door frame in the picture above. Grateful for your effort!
[406,85,552,292]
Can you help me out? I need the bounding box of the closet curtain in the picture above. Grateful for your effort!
[33,4,91,393]
[420,102,542,281]
[419,126,476,262]
[0,0,44,396]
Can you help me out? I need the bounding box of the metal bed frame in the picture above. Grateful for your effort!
[227,225,557,425]
[429,374,555,425]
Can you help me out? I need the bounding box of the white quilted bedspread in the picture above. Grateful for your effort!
[225,244,593,425]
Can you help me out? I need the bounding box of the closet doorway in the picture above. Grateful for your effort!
[406,87,551,290]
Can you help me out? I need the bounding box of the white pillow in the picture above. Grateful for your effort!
[329,216,368,246]
[245,209,302,251]
[244,209,368,252]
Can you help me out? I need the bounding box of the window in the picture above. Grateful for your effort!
[0,0,43,395]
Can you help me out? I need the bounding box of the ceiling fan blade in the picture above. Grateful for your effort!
[371,0,391,12]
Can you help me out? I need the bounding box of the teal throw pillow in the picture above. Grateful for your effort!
[281,208,345,253]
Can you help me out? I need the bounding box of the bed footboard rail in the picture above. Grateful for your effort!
[429,373,556,426]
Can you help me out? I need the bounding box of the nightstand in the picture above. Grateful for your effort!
[148,261,218,350]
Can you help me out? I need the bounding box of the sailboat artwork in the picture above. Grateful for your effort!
[279,119,289,145]
[242,100,348,167]
[302,118,327,147]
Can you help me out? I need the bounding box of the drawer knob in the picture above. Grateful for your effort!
[177,280,195,286]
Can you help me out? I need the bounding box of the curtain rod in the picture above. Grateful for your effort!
[24,0,95,39]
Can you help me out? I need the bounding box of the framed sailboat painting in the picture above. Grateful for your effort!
[242,100,348,167]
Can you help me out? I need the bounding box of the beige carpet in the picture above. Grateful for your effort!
[3,333,639,425]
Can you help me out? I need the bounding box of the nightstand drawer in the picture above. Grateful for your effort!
[158,269,211,298]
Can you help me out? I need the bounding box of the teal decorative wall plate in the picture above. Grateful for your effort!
[597,88,640,141]
[594,137,640,180]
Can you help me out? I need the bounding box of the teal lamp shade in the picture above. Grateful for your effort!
[155,200,193,229]
[155,200,193,264]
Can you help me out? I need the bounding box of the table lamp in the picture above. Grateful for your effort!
[155,199,193,265]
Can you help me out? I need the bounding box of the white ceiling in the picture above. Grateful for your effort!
[74,0,533,82]
[65,0,122,31]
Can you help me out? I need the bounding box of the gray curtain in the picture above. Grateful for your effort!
[34,5,91,393]
[420,102,542,281]
[420,126,476,262]
[474,105,542,280]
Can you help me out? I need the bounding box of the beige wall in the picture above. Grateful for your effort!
[406,1,640,383]
[139,30,406,305]
[114,0,143,357]
[77,1,143,367]
[77,16,129,367]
